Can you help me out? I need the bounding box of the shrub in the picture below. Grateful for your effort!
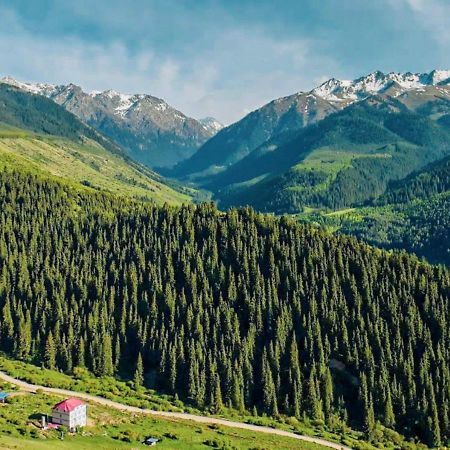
[163,432,178,440]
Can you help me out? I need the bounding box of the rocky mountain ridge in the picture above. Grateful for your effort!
[171,70,450,179]
[0,76,221,168]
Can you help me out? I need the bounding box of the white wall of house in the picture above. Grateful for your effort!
[52,404,87,429]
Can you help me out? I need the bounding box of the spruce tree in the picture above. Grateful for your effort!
[44,332,56,370]
[134,353,144,389]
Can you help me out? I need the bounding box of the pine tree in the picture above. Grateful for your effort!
[99,334,114,377]
[44,332,56,370]
[306,367,323,421]
[360,374,376,441]
[212,374,223,414]
[384,389,395,428]
[75,338,85,368]
[134,353,144,389]
[261,350,278,416]
[428,385,441,447]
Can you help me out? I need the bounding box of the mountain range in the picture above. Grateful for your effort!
[167,70,450,216]
[0,76,223,168]
[172,69,450,179]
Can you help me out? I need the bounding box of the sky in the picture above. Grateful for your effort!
[1,0,449,124]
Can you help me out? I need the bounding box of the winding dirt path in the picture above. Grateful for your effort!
[0,370,351,449]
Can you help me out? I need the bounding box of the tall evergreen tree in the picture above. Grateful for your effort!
[44,332,56,370]
[134,353,144,389]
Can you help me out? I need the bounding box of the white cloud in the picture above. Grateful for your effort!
[0,6,340,124]
[387,0,450,45]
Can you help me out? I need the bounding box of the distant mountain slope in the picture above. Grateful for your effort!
[0,84,192,204]
[377,153,450,205]
[0,82,121,155]
[198,116,224,134]
[171,70,450,180]
[295,191,450,266]
[292,151,450,265]
[170,91,339,179]
[0,76,217,168]
[211,97,450,212]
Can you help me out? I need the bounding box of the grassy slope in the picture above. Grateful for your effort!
[0,356,425,450]
[0,125,192,205]
[0,391,326,450]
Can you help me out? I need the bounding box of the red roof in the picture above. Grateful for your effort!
[53,398,85,413]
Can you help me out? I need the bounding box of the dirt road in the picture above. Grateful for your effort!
[0,370,351,449]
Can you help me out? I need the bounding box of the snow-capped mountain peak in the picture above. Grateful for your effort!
[0,76,58,96]
[0,75,215,168]
[0,77,172,120]
[311,70,450,103]
[429,69,450,85]
[199,117,224,134]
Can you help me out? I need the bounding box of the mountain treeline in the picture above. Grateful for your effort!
[378,154,450,205]
[0,170,450,446]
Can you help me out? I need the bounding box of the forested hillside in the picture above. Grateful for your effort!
[378,154,450,205]
[0,170,449,446]
[210,99,450,213]
[295,154,450,266]
[0,84,193,205]
[317,193,450,266]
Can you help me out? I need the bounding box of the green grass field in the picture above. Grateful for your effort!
[0,390,330,450]
[0,356,427,450]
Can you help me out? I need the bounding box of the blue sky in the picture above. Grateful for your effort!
[1,0,449,124]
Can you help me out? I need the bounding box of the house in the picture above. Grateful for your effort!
[143,437,159,446]
[52,398,87,431]
[0,392,9,403]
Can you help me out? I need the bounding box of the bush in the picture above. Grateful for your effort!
[72,366,90,381]
[204,439,221,448]
[310,419,325,427]
[285,416,300,427]
[163,432,178,440]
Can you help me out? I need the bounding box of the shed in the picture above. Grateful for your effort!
[0,392,9,403]
[143,437,159,446]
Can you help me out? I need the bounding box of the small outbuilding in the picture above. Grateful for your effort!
[52,398,87,431]
[143,437,159,446]
[0,392,9,403]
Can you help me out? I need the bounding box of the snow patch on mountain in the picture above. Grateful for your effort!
[199,117,224,134]
[0,76,59,96]
[311,70,450,104]
[0,77,189,122]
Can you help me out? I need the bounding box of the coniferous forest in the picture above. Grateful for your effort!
[0,170,449,446]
